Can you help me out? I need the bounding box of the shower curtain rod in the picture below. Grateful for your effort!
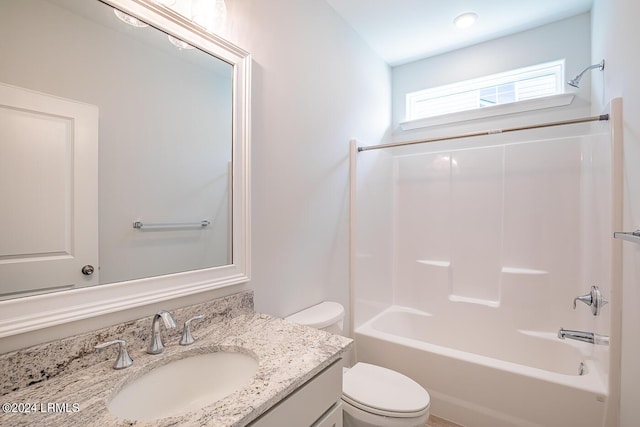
[357,114,610,152]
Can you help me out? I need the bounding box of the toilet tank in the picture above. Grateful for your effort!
[285,302,345,335]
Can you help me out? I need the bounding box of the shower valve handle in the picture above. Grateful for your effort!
[573,286,608,316]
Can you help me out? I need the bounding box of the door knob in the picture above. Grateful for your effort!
[81,265,95,275]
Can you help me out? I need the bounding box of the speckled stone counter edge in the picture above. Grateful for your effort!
[0,291,254,395]
[0,291,353,427]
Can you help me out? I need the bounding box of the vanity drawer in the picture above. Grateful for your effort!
[312,401,343,427]
[249,359,342,427]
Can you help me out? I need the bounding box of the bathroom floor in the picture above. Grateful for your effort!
[427,415,464,427]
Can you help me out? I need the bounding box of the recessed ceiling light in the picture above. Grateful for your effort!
[454,12,478,29]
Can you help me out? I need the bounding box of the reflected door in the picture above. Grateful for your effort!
[0,82,98,298]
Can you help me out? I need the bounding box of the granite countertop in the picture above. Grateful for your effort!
[0,292,352,426]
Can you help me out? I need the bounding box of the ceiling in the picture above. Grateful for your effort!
[324,0,593,66]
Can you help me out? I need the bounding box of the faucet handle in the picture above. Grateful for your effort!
[95,339,133,370]
[573,286,608,316]
[180,314,205,346]
[573,293,592,309]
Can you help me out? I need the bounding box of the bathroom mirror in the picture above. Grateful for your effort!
[0,0,250,336]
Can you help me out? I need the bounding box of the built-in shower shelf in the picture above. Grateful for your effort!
[416,260,450,267]
[449,294,499,308]
[501,267,548,275]
[614,231,640,244]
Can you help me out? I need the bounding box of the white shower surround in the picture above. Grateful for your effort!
[351,102,621,426]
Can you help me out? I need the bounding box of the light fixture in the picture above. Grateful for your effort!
[113,0,227,50]
[454,12,478,29]
[113,9,148,27]
[192,0,227,34]
[167,35,194,50]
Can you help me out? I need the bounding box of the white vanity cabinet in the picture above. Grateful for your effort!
[249,359,343,427]
[312,401,343,427]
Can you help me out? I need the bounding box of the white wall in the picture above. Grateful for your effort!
[352,148,394,328]
[591,1,640,426]
[223,0,391,330]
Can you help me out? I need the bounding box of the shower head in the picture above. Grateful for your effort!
[567,59,605,88]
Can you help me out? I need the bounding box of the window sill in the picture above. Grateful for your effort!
[399,93,575,131]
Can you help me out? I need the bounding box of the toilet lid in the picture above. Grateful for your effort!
[284,302,344,329]
[342,363,430,418]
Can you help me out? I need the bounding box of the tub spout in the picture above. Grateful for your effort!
[558,328,609,345]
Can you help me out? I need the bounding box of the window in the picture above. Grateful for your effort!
[406,60,565,121]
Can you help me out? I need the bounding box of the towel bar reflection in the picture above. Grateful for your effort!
[613,230,640,244]
[132,220,210,229]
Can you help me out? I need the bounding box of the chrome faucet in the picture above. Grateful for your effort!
[558,328,609,345]
[147,310,177,354]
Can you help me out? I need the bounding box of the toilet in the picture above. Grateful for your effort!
[285,302,430,427]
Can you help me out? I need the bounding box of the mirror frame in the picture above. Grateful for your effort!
[0,0,251,338]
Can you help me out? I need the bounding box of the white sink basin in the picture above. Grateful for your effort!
[108,351,258,421]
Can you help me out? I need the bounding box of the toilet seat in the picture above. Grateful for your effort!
[342,362,430,418]
[285,302,344,329]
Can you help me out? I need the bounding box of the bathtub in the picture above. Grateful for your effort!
[354,306,608,427]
